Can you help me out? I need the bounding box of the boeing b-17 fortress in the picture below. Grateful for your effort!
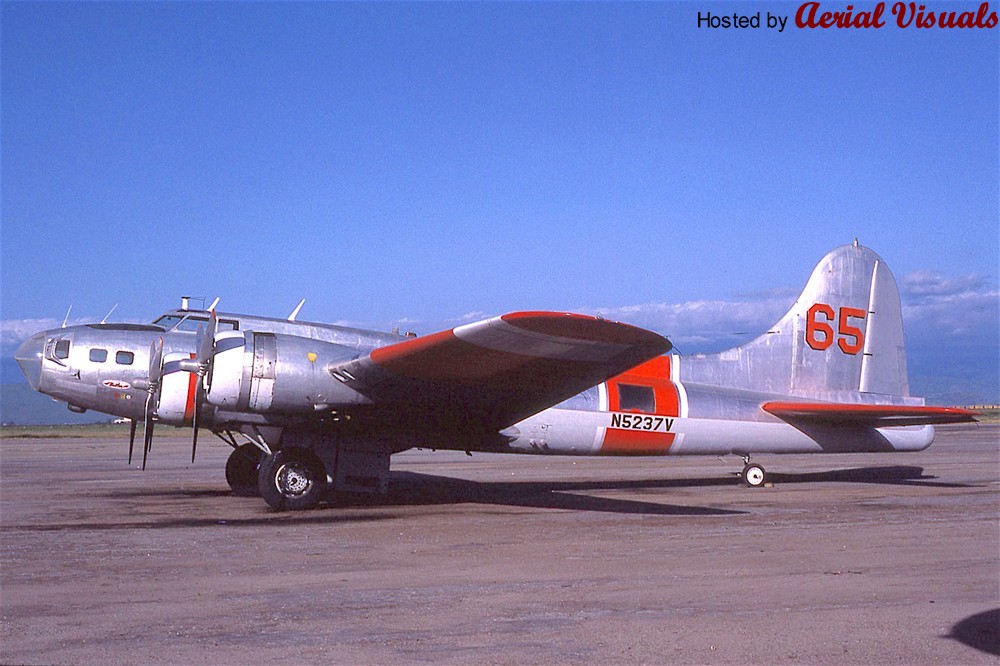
[15,243,975,510]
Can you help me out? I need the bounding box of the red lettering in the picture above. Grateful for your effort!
[979,1,999,27]
[870,3,887,26]
[837,307,867,355]
[893,1,916,27]
[802,1,994,30]
[806,303,867,355]
[796,2,887,28]
[806,303,835,350]
[796,2,821,27]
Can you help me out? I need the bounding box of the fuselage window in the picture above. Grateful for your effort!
[116,351,135,365]
[618,384,655,413]
[89,349,108,363]
[54,339,71,360]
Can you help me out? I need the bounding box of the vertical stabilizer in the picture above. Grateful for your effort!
[682,243,913,402]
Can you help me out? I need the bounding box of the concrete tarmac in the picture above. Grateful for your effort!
[1,424,998,664]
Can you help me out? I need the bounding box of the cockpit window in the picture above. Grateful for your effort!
[55,339,71,360]
[89,349,108,363]
[116,351,135,365]
[153,314,238,332]
[175,317,205,332]
[152,315,185,329]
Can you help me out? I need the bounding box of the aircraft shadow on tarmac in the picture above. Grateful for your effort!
[946,608,1000,656]
[765,465,972,488]
[359,472,746,516]
[333,463,969,513]
[104,474,746,518]
[100,463,970,522]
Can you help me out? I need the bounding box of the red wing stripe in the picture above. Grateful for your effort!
[762,402,978,425]
[368,312,672,382]
[763,402,977,417]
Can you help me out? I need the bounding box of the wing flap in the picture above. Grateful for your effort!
[332,312,672,430]
[762,401,978,427]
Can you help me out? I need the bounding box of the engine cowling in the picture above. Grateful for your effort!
[156,351,198,425]
[206,331,369,413]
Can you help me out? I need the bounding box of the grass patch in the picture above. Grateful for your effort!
[1,423,130,439]
[0,423,194,439]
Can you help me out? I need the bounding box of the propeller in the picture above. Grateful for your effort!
[189,310,218,463]
[127,419,138,465]
[141,338,164,470]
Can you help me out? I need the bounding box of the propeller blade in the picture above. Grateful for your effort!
[127,419,137,465]
[141,391,154,470]
[141,337,164,471]
[191,400,201,464]
[148,338,163,386]
[197,310,217,364]
[190,311,217,464]
[191,361,207,463]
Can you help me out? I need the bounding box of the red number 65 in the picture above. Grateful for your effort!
[806,303,866,355]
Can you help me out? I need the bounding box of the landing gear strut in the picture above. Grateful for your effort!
[741,456,767,488]
[258,447,326,511]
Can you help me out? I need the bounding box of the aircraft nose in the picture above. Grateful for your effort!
[15,332,45,391]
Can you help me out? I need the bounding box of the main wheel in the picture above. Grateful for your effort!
[258,448,326,511]
[225,444,263,496]
[742,462,766,488]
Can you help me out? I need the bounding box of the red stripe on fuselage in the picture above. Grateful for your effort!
[601,355,679,454]
[601,428,675,455]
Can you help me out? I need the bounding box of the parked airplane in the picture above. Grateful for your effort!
[14,242,976,510]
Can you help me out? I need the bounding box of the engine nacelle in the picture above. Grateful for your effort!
[206,331,369,413]
[156,351,198,425]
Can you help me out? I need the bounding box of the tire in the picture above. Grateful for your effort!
[258,448,326,511]
[225,444,263,497]
[743,462,766,488]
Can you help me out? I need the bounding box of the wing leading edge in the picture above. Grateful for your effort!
[331,311,672,431]
[762,402,978,427]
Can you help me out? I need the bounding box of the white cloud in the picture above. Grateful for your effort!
[3,271,995,356]
[584,296,792,351]
[1,318,64,353]
[900,271,988,299]
[898,271,999,343]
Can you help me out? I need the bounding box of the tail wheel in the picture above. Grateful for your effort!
[742,462,767,488]
[258,447,326,511]
[225,443,263,497]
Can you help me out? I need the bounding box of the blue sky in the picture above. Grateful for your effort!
[2,2,997,403]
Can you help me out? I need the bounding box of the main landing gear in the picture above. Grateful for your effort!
[741,456,767,488]
[225,443,264,497]
[257,447,326,511]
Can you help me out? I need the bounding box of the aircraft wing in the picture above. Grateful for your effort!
[762,402,978,427]
[330,311,672,431]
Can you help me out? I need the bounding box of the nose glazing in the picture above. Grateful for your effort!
[15,332,45,391]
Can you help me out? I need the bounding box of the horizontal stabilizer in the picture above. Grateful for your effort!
[762,402,978,427]
[331,311,672,431]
